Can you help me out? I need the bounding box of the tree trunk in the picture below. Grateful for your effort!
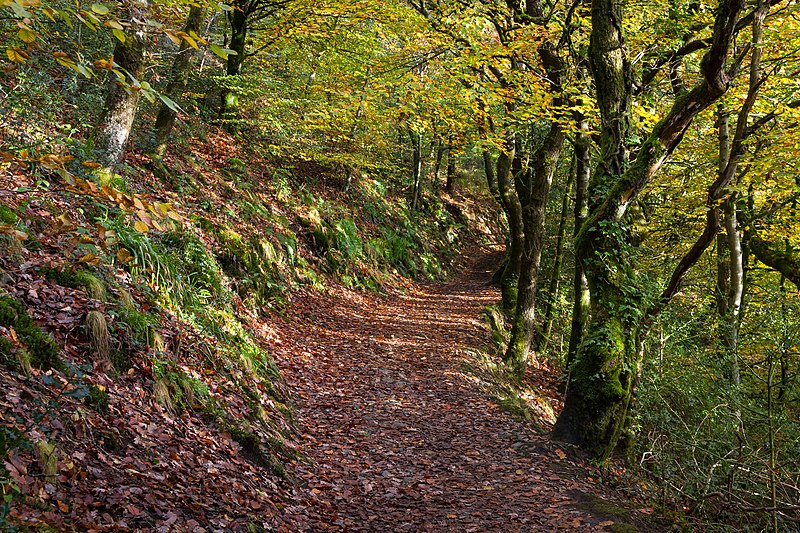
[445,136,456,193]
[432,137,444,190]
[94,1,148,170]
[722,196,743,387]
[152,5,205,159]
[476,98,499,199]
[220,1,248,130]
[715,108,731,317]
[410,129,423,211]
[537,168,573,353]
[715,108,743,387]
[552,0,744,460]
[504,119,566,373]
[496,133,524,313]
[483,148,498,198]
[567,122,591,368]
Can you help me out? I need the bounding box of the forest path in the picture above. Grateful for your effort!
[275,251,637,532]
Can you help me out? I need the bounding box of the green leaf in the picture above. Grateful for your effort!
[158,93,182,113]
[9,1,32,18]
[91,3,109,14]
[141,88,155,103]
[74,62,93,78]
[59,10,74,29]
[210,43,229,59]
[112,28,126,43]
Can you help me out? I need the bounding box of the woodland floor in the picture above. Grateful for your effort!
[270,250,669,532]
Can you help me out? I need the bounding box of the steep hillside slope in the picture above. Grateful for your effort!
[0,122,498,530]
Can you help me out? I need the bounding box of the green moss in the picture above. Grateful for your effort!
[41,268,107,301]
[581,494,639,532]
[609,524,639,533]
[0,295,61,371]
[194,216,215,234]
[0,205,18,225]
[0,337,15,370]
[500,269,518,314]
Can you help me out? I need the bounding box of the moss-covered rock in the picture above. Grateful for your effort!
[0,295,62,371]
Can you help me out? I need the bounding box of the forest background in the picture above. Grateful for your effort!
[1,0,800,530]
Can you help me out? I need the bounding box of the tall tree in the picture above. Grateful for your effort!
[219,0,292,129]
[152,4,206,159]
[94,0,149,170]
[552,0,746,459]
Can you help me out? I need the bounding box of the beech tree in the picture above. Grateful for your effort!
[219,0,293,127]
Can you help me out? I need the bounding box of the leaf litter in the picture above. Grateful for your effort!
[273,251,671,532]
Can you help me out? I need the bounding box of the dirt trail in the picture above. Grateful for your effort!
[275,252,638,532]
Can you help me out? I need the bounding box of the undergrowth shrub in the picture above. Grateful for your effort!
[215,227,288,309]
[637,298,800,531]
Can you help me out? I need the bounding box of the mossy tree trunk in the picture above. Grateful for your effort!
[496,132,524,313]
[503,43,566,374]
[94,0,148,170]
[504,119,565,373]
[552,0,745,460]
[152,5,205,158]
[566,122,591,368]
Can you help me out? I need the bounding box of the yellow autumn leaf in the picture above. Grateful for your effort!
[177,31,199,50]
[18,28,37,43]
[6,47,29,63]
[133,220,149,233]
[116,248,134,263]
[103,19,123,30]
[164,30,181,45]
[79,252,100,264]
